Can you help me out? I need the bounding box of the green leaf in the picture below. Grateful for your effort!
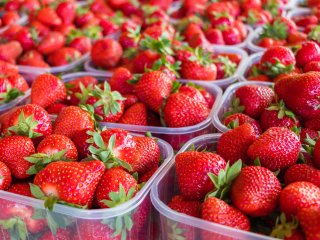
[29,183,45,199]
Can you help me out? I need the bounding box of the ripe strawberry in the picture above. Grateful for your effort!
[72,128,93,160]
[284,164,320,188]
[304,61,320,72]
[178,85,209,107]
[201,197,250,231]
[53,106,94,139]
[29,21,50,37]
[297,206,320,239]
[119,103,148,126]
[287,31,307,44]
[39,227,73,240]
[312,137,320,168]
[280,181,320,218]
[37,7,62,27]
[139,167,158,183]
[1,11,19,26]
[47,47,81,66]
[222,26,242,45]
[223,113,262,135]
[247,127,301,171]
[0,60,18,74]
[91,38,123,69]
[217,123,257,165]
[68,36,91,54]
[180,48,217,80]
[270,213,304,240]
[7,182,32,197]
[55,23,75,36]
[175,151,226,200]
[33,160,105,208]
[0,162,11,190]
[0,136,35,179]
[231,166,281,217]
[0,73,29,104]
[135,71,172,113]
[205,28,225,45]
[132,50,160,73]
[46,103,67,115]
[76,220,119,240]
[168,195,201,217]
[0,41,23,64]
[300,128,319,145]
[295,41,320,68]
[163,93,209,128]
[37,31,65,55]
[123,94,138,109]
[274,72,320,120]
[109,67,134,95]
[230,85,274,118]
[56,1,76,25]
[31,74,66,109]
[14,27,38,51]
[17,50,49,68]
[7,104,52,138]
[94,167,138,209]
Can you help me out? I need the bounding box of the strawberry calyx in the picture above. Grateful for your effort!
[139,34,174,56]
[127,26,141,43]
[246,10,259,25]
[189,47,213,67]
[206,160,242,200]
[72,82,95,105]
[88,132,133,172]
[266,100,297,121]
[226,117,240,129]
[123,48,138,59]
[24,149,67,175]
[83,25,102,40]
[263,0,281,17]
[127,73,142,84]
[260,20,288,40]
[270,213,299,239]
[262,59,294,78]
[213,56,237,78]
[101,184,136,208]
[66,29,83,45]
[223,96,245,118]
[303,133,317,156]
[175,16,202,32]
[0,217,27,240]
[29,27,40,45]
[101,212,133,240]
[308,25,320,44]
[0,84,24,104]
[7,112,42,138]
[111,11,125,26]
[167,221,187,240]
[152,56,181,78]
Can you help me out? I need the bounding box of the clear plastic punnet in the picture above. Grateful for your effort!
[239,52,264,82]
[0,14,28,34]
[0,89,30,115]
[58,72,222,150]
[0,134,174,240]
[84,46,248,89]
[150,133,274,240]
[247,27,267,53]
[212,81,274,133]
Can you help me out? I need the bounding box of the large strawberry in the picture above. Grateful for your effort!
[297,206,320,239]
[284,164,320,187]
[33,160,105,208]
[47,47,81,66]
[0,136,35,179]
[230,166,281,217]
[295,41,320,68]
[175,151,226,200]
[274,72,320,120]
[31,74,67,109]
[135,71,172,113]
[37,31,65,55]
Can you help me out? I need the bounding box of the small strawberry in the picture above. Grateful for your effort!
[47,47,81,66]
[223,113,262,135]
[109,67,134,95]
[300,128,319,145]
[14,27,38,51]
[139,167,158,183]
[94,167,138,209]
[284,164,320,188]
[132,50,160,74]
[213,55,237,79]
[222,26,242,45]
[119,103,148,126]
[297,206,320,239]
[17,50,48,67]
[1,11,19,26]
[68,36,91,54]
[37,31,65,55]
[168,195,201,217]
[56,1,76,25]
[311,137,320,168]
[31,73,67,109]
[0,162,11,190]
[7,182,32,197]
[0,73,29,104]
[0,41,23,64]
[46,103,67,115]
[295,41,320,68]
[76,220,119,240]
[37,7,62,27]
[205,28,225,45]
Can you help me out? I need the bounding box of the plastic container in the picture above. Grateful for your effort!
[150,134,274,240]
[239,52,263,82]
[0,89,30,115]
[18,53,89,84]
[0,135,174,240]
[0,14,28,34]
[84,46,248,89]
[59,72,222,150]
[212,81,273,133]
[247,27,267,53]
[287,8,312,30]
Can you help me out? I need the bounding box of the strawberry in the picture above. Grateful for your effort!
[210,11,234,28]
[200,88,215,108]
[7,104,52,138]
[68,36,91,54]
[163,93,209,127]
[259,100,300,131]
[72,128,93,160]
[139,166,158,183]
[37,7,62,27]
[304,61,320,72]
[7,182,32,197]
[223,113,262,135]
[123,94,138,109]
[46,103,67,115]
[29,21,50,37]
[178,85,208,107]
[180,48,217,80]
[222,26,242,45]
[47,47,81,66]
[168,195,201,217]
[56,1,76,25]
[0,25,23,41]
[37,31,65,55]
[76,220,119,240]
[17,50,49,68]
[0,73,29,104]
[119,103,148,126]
[14,27,38,51]
[205,28,225,45]
[31,74,67,109]
[1,11,19,26]
[295,41,320,68]
[0,136,35,179]
[33,160,105,208]
[297,206,320,239]
[0,162,11,190]
[293,15,318,27]
[300,128,319,145]
[270,213,304,240]
[312,137,320,168]
[229,85,274,118]
[94,167,138,209]
[55,24,75,36]
[231,166,281,217]
[280,181,320,218]
[175,151,226,200]
[247,127,301,171]
[0,60,18,75]
[132,50,160,74]
[39,227,73,240]
[274,72,320,120]
[284,164,320,188]
[201,197,250,231]
[0,41,23,64]
[91,38,123,69]
[216,123,257,165]
[135,71,172,113]
[109,67,134,95]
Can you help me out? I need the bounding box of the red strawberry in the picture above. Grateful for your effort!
[284,164,320,188]
[175,151,226,200]
[0,41,23,64]
[31,74,67,109]
[163,93,210,127]
[135,71,172,113]
[216,123,257,165]
[205,28,225,45]
[223,113,262,135]
[270,214,304,240]
[138,167,158,183]
[91,38,123,69]
[178,85,208,107]
[312,137,320,168]
[119,103,148,126]
[76,220,119,240]
[46,103,67,115]
[29,21,50,37]
[274,72,320,120]
[72,128,93,160]
[94,167,138,209]
[47,47,81,66]
[132,50,160,74]
[168,195,201,217]
[222,26,242,45]
[0,136,35,179]
[231,166,281,217]
[37,31,65,55]
[280,181,320,218]
[123,94,138,109]
[53,106,94,139]
[109,67,134,94]
[7,182,32,197]
[1,25,23,41]
[287,31,307,44]
[33,160,105,208]
[0,73,29,104]
[56,1,76,24]
[0,60,18,75]
[247,127,301,171]
[201,197,250,231]
[14,27,38,51]
[295,41,320,68]
[2,11,19,26]
[0,162,11,190]
[297,206,320,239]
[68,36,91,54]
[39,227,73,240]
[300,128,319,145]
[37,7,62,27]
[304,61,320,72]
[17,50,48,67]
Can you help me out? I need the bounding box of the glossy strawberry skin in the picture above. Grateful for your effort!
[223,113,262,135]
[108,67,134,95]
[0,162,11,190]
[72,128,93,160]
[47,47,81,67]
[295,41,320,68]
[7,182,32,197]
[284,164,320,188]
[259,109,300,131]
[180,61,217,81]
[168,195,201,217]
[297,206,320,239]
